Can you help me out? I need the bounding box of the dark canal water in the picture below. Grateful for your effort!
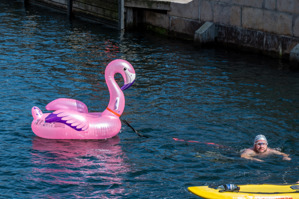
[1,1,298,198]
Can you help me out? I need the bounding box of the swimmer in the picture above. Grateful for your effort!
[241,135,291,162]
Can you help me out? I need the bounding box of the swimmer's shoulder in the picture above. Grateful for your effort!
[267,148,282,155]
[241,147,255,155]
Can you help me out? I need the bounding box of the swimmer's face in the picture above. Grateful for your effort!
[254,140,268,153]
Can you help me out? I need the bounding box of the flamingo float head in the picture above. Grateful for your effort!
[120,63,136,91]
[105,59,136,91]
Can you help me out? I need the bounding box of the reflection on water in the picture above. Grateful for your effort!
[30,136,129,198]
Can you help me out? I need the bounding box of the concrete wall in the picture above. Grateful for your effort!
[124,0,299,62]
[198,0,299,57]
[125,0,202,37]
[25,0,299,64]
[199,0,299,37]
[130,0,299,39]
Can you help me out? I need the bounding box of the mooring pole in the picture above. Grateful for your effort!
[118,0,124,30]
[67,0,73,19]
[24,0,29,7]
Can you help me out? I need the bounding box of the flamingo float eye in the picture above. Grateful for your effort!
[124,67,127,71]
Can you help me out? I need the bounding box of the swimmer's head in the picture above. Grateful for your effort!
[254,134,268,145]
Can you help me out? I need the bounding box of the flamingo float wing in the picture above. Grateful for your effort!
[45,110,89,131]
[46,98,88,113]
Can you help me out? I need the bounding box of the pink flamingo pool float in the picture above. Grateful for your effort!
[31,59,136,139]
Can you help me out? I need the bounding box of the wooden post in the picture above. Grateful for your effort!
[118,0,124,30]
[67,0,73,19]
[24,0,29,7]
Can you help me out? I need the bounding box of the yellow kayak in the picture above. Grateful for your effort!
[188,184,299,199]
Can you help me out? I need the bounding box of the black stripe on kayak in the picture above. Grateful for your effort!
[228,191,298,194]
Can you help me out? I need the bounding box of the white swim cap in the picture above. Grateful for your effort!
[254,134,268,144]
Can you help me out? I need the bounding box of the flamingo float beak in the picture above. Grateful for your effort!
[121,70,136,91]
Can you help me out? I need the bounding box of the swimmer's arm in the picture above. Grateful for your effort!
[269,149,291,161]
[241,149,264,162]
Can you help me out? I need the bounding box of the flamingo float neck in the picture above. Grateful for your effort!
[104,60,135,117]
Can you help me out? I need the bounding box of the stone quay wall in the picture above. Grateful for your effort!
[24,0,299,65]
[130,0,299,60]
[200,0,299,38]
[199,0,299,58]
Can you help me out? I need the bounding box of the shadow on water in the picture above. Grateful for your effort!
[0,0,298,198]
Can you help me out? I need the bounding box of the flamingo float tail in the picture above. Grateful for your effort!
[32,106,43,119]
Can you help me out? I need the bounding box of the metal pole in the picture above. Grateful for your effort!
[67,0,73,19]
[24,0,29,7]
[118,0,124,30]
